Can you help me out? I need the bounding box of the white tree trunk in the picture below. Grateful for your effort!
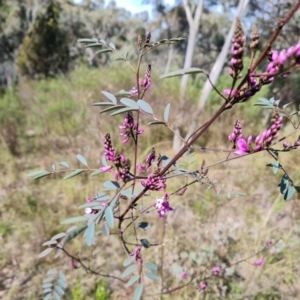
[173,0,204,151]
[179,0,204,101]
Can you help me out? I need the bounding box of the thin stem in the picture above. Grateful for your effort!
[58,246,126,283]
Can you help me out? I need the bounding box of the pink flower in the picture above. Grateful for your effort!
[253,257,265,267]
[154,193,173,218]
[178,187,187,196]
[234,138,248,155]
[129,88,138,96]
[99,165,113,172]
[212,266,221,276]
[265,239,273,246]
[182,271,189,279]
[199,282,207,290]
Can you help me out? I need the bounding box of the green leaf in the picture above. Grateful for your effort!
[283,102,292,109]
[101,91,117,104]
[109,42,116,50]
[290,111,298,118]
[133,283,143,300]
[54,285,65,295]
[78,201,104,209]
[51,233,66,240]
[102,156,108,166]
[114,90,131,97]
[44,294,52,300]
[227,192,231,199]
[105,207,114,228]
[103,181,120,190]
[42,240,57,246]
[59,161,69,168]
[235,192,245,196]
[43,277,54,284]
[121,264,138,278]
[47,269,57,275]
[225,268,234,276]
[63,225,87,244]
[99,39,106,45]
[102,222,110,236]
[85,43,104,48]
[138,222,151,230]
[28,170,52,180]
[43,283,52,289]
[164,103,170,122]
[78,38,98,43]
[160,67,204,79]
[92,102,114,106]
[280,174,289,194]
[120,190,134,198]
[64,169,85,180]
[84,222,95,246]
[140,239,150,248]
[52,291,60,300]
[43,288,52,294]
[125,275,140,287]
[90,170,103,177]
[110,107,138,116]
[58,272,66,282]
[120,98,139,109]
[123,256,135,267]
[95,49,113,55]
[76,154,88,167]
[112,57,124,62]
[39,248,54,258]
[137,100,153,114]
[284,185,295,201]
[148,121,166,126]
[34,171,52,180]
[57,279,67,289]
[61,216,87,224]
[272,160,279,174]
[145,262,157,271]
[145,272,159,280]
[99,105,125,114]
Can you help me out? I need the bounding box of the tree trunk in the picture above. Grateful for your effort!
[184,0,249,142]
[172,0,204,151]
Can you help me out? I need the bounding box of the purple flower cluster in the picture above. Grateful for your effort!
[129,64,152,97]
[229,18,245,75]
[283,137,300,150]
[228,120,243,144]
[154,192,173,218]
[253,257,265,267]
[141,64,151,90]
[231,116,283,155]
[212,266,221,276]
[103,134,131,182]
[261,43,300,84]
[104,134,115,162]
[119,112,144,144]
[141,174,166,191]
[199,282,207,291]
[226,42,300,103]
[130,246,143,264]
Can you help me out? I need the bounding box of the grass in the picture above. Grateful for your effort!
[1,65,300,299]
